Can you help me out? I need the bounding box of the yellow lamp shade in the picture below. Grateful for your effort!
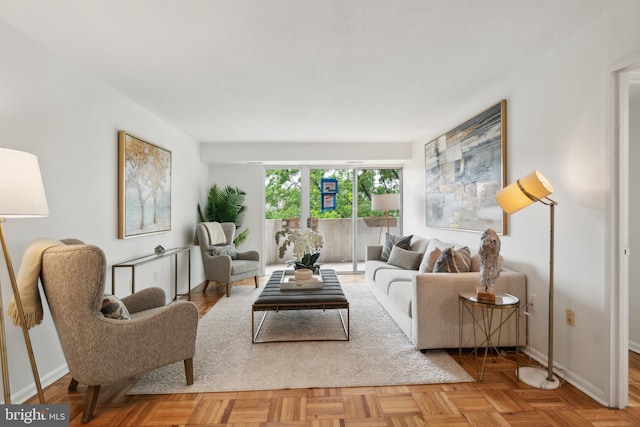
[496,170,553,214]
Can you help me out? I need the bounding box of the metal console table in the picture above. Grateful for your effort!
[111,247,191,300]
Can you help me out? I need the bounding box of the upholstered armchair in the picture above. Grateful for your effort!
[196,222,260,296]
[40,243,198,423]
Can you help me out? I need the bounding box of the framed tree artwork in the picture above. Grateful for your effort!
[424,100,506,234]
[118,131,172,239]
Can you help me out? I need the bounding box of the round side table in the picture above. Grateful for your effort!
[458,291,520,382]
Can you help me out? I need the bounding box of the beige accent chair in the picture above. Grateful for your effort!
[196,222,260,296]
[40,243,198,423]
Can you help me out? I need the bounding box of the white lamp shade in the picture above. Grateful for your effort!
[496,170,553,214]
[372,193,400,211]
[0,148,49,217]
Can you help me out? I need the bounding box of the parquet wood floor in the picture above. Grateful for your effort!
[27,275,640,426]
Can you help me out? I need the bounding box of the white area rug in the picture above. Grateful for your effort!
[128,283,473,394]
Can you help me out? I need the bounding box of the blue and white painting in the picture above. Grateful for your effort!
[424,101,506,234]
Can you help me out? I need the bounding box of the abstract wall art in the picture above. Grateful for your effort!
[424,100,506,234]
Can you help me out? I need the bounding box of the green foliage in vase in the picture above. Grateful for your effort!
[198,184,249,246]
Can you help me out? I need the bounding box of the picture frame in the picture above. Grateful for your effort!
[424,100,506,234]
[321,178,338,194]
[322,193,336,212]
[118,131,172,239]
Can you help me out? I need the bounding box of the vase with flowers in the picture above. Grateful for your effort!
[275,227,324,273]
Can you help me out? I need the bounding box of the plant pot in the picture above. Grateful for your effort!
[294,269,313,281]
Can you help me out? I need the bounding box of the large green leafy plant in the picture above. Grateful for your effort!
[198,184,249,246]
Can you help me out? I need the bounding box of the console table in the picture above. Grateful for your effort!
[111,247,191,300]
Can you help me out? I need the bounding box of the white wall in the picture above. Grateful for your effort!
[0,19,208,403]
[404,0,640,405]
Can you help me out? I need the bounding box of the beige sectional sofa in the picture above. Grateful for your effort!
[365,234,527,351]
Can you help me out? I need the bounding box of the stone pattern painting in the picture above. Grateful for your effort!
[424,100,506,233]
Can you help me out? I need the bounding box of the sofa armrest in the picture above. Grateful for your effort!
[366,245,383,261]
[236,250,260,262]
[411,268,527,349]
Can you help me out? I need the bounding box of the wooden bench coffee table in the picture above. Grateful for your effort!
[252,269,349,343]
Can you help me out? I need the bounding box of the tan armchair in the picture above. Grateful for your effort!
[40,243,198,423]
[196,222,260,296]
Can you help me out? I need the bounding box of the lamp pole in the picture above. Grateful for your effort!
[547,202,555,382]
[0,219,45,403]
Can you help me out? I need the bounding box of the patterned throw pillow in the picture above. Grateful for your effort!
[387,246,423,270]
[380,233,413,262]
[101,295,131,320]
[433,246,472,273]
[418,248,442,273]
[211,244,237,259]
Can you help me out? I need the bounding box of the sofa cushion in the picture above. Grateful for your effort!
[380,233,413,261]
[425,238,452,254]
[418,247,441,273]
[373,268,417,295]
[387,246,423,270]
[434,246,472,273]
[387,280,413,318]
[409,235,430,254]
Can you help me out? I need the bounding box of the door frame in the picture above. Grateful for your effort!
[609,54,640,409]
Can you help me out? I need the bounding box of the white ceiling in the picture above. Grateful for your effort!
[0,0,619,144]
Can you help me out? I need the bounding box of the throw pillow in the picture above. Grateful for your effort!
[380,233,413,262]
[433,246,472,273]
[101,295,131,320]
[211,244,237,259]
[387,246,423,270]
[418,247,442,273]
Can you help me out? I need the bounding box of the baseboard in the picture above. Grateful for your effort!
[629,340,640,354]
[522,347,608,406]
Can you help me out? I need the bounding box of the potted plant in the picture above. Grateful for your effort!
[197,184,249,246]
[275,228,323,273]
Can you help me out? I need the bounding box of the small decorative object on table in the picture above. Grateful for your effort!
[275,227,323,273]
[281,268,324,290]
[154,245,166,255]
[477,228,501,303]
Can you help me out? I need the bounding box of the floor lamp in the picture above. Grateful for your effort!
[0,148,48,404]
[496,170,560,390]
[371,193,400,243]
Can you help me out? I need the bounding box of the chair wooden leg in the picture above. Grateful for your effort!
[226,283,230,297]
[254,276,258,288]
[184,358,194,385]
[68,377,79,392]
[82,385,101,424]
[202,280,210,293]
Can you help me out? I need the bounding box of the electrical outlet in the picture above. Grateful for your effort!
[529,293,537,312]
[153,270,158,283]
[566,309,575,326]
